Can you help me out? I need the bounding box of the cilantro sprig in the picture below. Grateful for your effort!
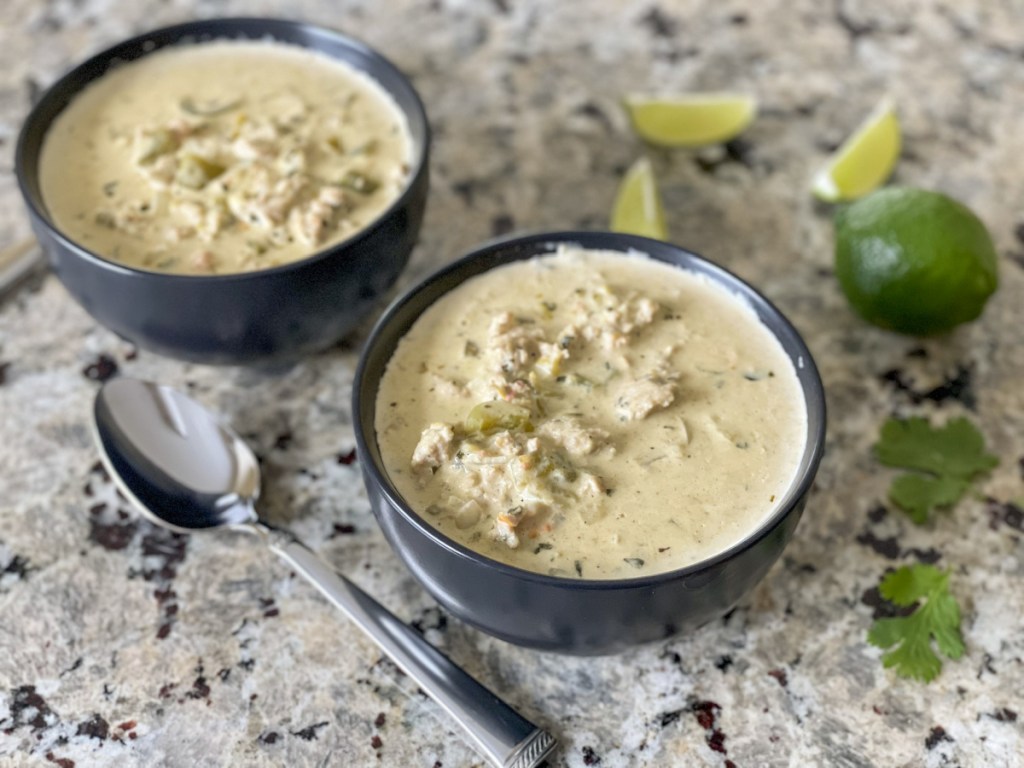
[867,564,965,682]
[874,417,998,523]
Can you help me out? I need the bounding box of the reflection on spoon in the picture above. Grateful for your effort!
[93,378,556,768]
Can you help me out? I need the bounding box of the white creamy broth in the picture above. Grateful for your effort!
[375,247,807,579]
[39,40,411,275]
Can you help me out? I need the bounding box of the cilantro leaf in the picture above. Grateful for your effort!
[867,565,964,683]
[875,417,998,478]
[878,560,949,604]
[869,613,944,682]
[874,417,997,523]
[888,474,968,524]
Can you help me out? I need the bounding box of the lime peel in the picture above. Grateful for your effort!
[834,187,999,335]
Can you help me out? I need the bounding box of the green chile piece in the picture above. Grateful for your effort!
[176,155,226,190]
[465,401,533,434]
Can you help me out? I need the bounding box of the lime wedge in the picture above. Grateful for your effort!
[813,99,900,202]
[624,94,757,147]
[610,157,667,240]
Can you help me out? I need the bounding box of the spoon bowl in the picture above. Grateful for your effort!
[95,380,259,531]
[92,378,556,768]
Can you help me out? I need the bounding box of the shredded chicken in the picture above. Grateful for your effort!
[539,417,609,457]
[406,276,679,547]
[571,286,659,350]
[411,423,456,472]
[486,312,549,378]
[615,371,678,421]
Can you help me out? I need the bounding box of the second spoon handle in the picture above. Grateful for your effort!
[0,238,45,299]
[261,526,556,768]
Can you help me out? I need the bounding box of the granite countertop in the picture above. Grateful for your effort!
[1,1,1023,766]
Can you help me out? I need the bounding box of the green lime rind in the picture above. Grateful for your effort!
[834,187,999,336]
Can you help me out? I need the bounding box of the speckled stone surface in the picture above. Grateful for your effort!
[2,1,1024,766]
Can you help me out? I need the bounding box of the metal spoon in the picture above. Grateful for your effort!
[93,378,556,768]
[0,237,46,299]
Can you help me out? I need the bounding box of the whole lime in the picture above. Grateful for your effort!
[834,187,999,335]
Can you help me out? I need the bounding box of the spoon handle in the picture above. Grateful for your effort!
[0,238,45,299]
[260,526,557,768]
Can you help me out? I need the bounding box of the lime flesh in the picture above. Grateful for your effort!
[610,157,667,240]
[624,94,757,147]
[814,99,900,202]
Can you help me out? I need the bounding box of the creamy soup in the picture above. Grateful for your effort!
[375,247,807,579]
[39,40,411,275]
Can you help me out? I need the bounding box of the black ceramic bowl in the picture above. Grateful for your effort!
[15,18,429,365]
[353,232,826,655]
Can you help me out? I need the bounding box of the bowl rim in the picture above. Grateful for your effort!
[14,16,430,282]
[354,230,827,590]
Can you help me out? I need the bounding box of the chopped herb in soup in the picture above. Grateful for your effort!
[39,41,411,275]
[375,247,807,579]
